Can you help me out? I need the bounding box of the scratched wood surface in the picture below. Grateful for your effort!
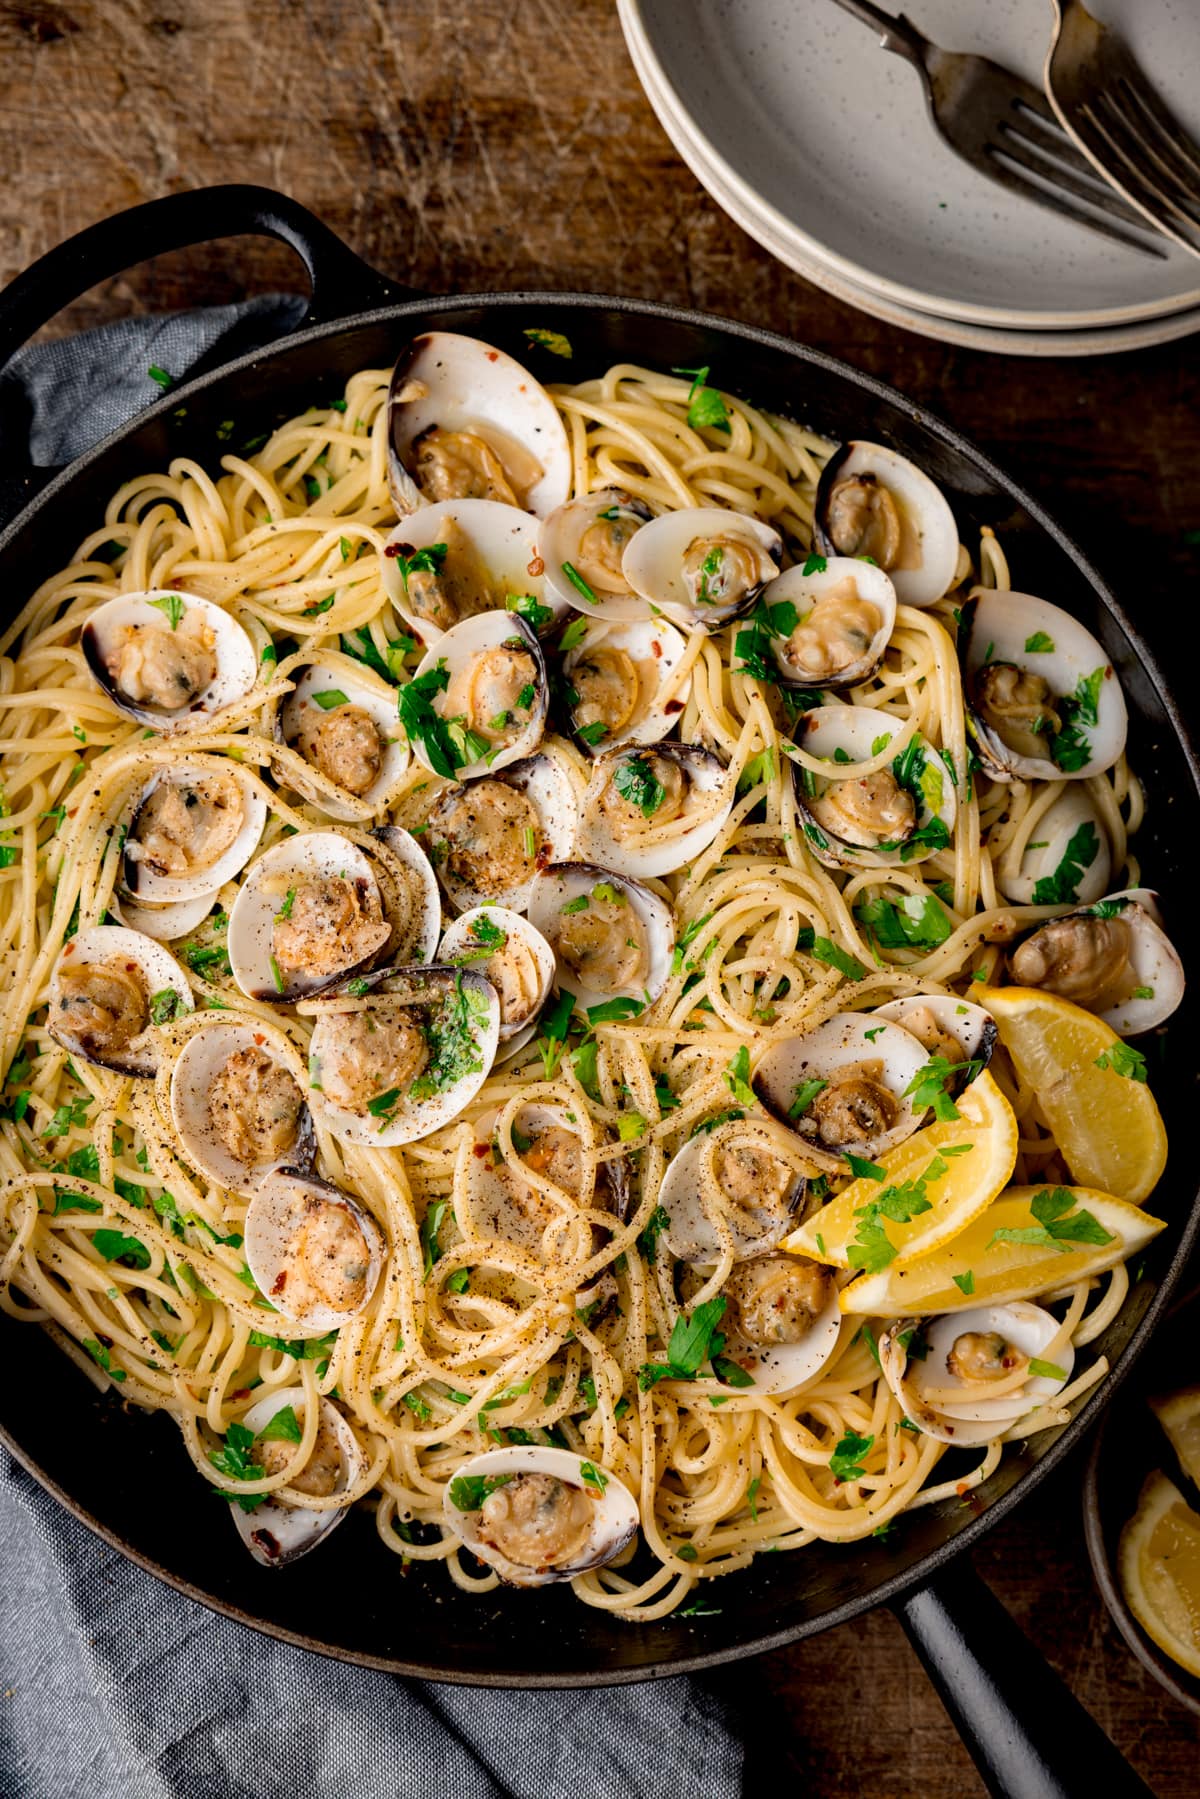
[1,0,1199,1792]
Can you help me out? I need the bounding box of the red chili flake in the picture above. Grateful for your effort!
[472,1142,491,1159]
[664,700,684,714]
[271,1270,288,1295]
[651,641,662,658]
[384,541,414,561]
[250,1529,282,1560]
[527,557,545,578]
[486,352,499,362]
[253,1034,266,1046]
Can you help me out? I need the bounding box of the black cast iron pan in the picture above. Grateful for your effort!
[0,185,1193,1796]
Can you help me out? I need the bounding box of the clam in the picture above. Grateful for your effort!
[301,965,500,1147]
[540,489,655,620]
[994,786,1112,908]
[790,704,957,870]
[365,825,443,968]
[879,1302,1074,1444]
[527,863,674,1011]
[437,907,555,1063]
[621,505,782,632]
[1006,888,1184,1034]
[111,889,218,944]
[463,1101,630,1262]
[408,612,548,779]
[425,753,578,915]
[47,924,193,1077]
[755,556,897,688]
[873,995,997,1074]
[82,592,257,731]
[387,330,571,518]
[960,590,1127,782]
[813,441,959,609]
[657,1113,809,1263]
[120,762,267,906]
[228,1386,367,1567]
[273,654,409,820]
[227,833,394,1003]
[718,1254,843,1396]
[381,497,563,644]
[574,743,733,880]
[170,1017,315,1198]
[561,614,690,757]
[244,1165,384,1329]
[443,1445,638,1586]
[754,1013,930,1161]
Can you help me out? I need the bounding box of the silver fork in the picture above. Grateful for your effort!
[1046,0,1200,260]
[831,0,1166,257]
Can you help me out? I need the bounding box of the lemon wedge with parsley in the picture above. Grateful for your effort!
[784,1069,1017,1272]
[838,1184,1164,1315]
[1119,1470,1200,1679]
[979,986,1166,1204]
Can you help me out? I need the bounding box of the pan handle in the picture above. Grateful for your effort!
[0,182,411,378]
[896,1560,1151,1798]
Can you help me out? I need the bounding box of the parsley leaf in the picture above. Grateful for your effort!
[672,364,731,433]
[449,1473,513,1512]
[209,1420,266,1512]
[1031,821,1100,907]
[855,892,952,951]
[93,1228,151,1270]
[724,1045,757,1107]
[612,756,665,817]
[830,1430,874,1483]
[1094,1042,1148,1083]
[148,593,186,630]
[811,937,865,981]
[257,1403,303,1445]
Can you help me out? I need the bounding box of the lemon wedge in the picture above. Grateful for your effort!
[980,986,1167,1205]
[1119,1470,1200,1679]
[1150,1387,1200,1490]
[784,1070,1017,1271]
[838,1184,1164,1315]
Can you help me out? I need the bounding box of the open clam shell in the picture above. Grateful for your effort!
[111,889,217,944]
[426,753,579,914]
[170,1017,315,1199]
[873,995,997,1074]
[48,924,194,1077]
[228,832,394,1004]
[658,1113,809,1263]
[790,704,957,870]
[562,614,690,757]
[574,742,732,880]
[366,826,443,968]
[1006,887,1184,1035]
[463,1101,628,1263]
[82,592,257,732]
[443,1445,638,1587]
[387,331,571,519]
[756,556,897,689]
[409,612,548,779]
[273,654,409,821]
[540,489,655,620]
[960,589,1127,783]
[121,762,267,906]
[229,1387,367,1568]
[527,862,674,1011]
[994,785,1112,908]
[719,1255,844,1397]
[438,906,554,1059]
[622,505,782,632]
[754,1012,930,1161]
[381,497,559,645]
[813,441,959,609]
[244,1166,385,1330]
[301,965,500,1147]
[879,1302,1073,1445]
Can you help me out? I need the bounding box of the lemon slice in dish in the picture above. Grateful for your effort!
[784,1070,1017,1271]
[838,1184,1164,1315]
[1119,1469,1200,1679]
[1150,1387,1200,1489]
[979,986,1167,1205]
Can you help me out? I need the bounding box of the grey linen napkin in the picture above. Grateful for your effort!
[0,303,746,1799]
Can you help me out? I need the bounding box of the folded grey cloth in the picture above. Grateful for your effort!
[0,302,745,1799]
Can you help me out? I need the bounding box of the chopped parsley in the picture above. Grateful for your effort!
[559,617,589,653]
[1094,1042,1148,1083]
[148,593,186,630]
[1030,821,1100,907]
[612,756,665,817]
[1048,666,1106,773]
[672,364,731,433]
[788,1077,827,1119]
[209,1421,266,1512]
[506,592,554,633]
[733,596,799,682]
[148,988,186,1025]
[903,1056,982,1122]
[1024,632,1055,654]
[855,892,952,951]
[409,975,491,1103]
[989,1185,1115,1254]
[312,688,350,711]
[341,626,414,684]
[811,937,865,981]
[724,1045,757,1107]
[147,364,172,390]
[637,1295,731,1389]
[952,1270,975,1296]
[561,562,597,605]
[830,1430,874,1483]
[449,1472,513,1512]
[257,1403,302,1445]
[391,542,447,590]
[536,987,576,1077]
[587,996,645,1025]
[82,1338,125,1382]
[522,327,573,358]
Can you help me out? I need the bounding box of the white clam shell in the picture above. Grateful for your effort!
[111,890,218,943]
[228,1387,366,1567]
[442,1445,638,1587]
[574,743,733,880]
[367,826,444,968]
[754,1012,930,1159]
[995,786,1112,907]
[791,703,957,870]
[527,862,674,1012]
[409,611,547,779]
[563,614,691,756]
[622,506,781,632]
[426,753,579,915]
[437,906,555,1047]
[962,590,1127,782]
[758,556,897,688]
[48,924,194,1077]
[658,1114,808,1263]
[880,1303,1073,1445]
[1009,888,1185,1036]
[381,498,559,646]
[275,655,410,820]
[243,1167,384,1330]
[462,1100,623,1259]
[727,1277,844,1397]
[82,591,257,731]
[873,995,997,1067]
[387,331,571,519]
[540,489,655,620]
[814,441,960,609]
[227,832,390,1003]
[169,1017,314,1198]
[121,762,267,905]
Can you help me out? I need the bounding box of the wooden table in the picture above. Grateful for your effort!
[1,0,1197,1790]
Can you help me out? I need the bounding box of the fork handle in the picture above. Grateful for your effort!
[827,0,932,71]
